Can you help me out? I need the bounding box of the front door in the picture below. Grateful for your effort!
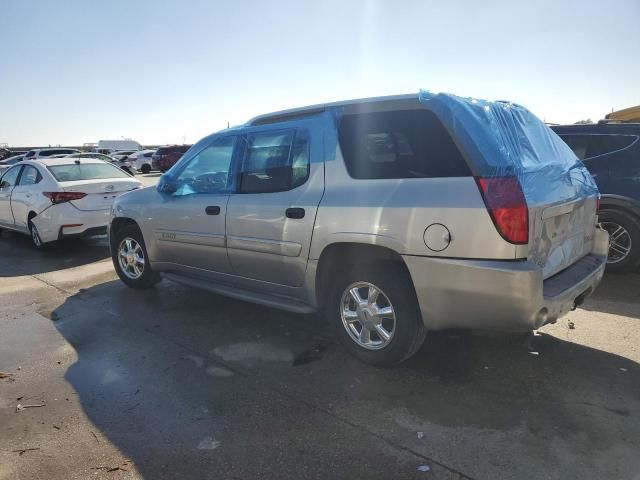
[150,136,237,276]
[226,126,324,287]
[0,165,23,227]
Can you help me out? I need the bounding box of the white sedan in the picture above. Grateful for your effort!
[0,158,142,248]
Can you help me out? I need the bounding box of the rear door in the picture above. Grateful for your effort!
[0,166,22,226]
[226,124,323,286]
[9,165,42,229]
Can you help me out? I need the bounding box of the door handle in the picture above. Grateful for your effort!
[205,206,221,215]
[285,207,305,219]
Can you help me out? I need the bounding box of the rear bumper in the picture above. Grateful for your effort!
[403,227,608,331]
[31,203,110,243]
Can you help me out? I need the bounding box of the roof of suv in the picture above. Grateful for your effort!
[28,148,81,153]
[247,93,417,126]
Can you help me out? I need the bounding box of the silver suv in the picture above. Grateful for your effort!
[109,93,608,366]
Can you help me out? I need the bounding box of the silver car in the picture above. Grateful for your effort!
[109,93,608,366]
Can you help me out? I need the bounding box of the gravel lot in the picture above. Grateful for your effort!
[1,178,638,479]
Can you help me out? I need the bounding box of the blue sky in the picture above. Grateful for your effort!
[1,0,638,146]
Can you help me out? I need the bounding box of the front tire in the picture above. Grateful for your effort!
[598,209,640,273]
[325,263,427,366]
[111,224,160,288]
[140,164,151,174]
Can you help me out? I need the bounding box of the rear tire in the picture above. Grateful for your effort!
[111,224,160,289]
[28,220,44,249]
[141,164,151,174]
[598,209,640,273]
[325,263,427,366]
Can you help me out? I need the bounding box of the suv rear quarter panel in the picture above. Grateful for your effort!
[310,146,519,261]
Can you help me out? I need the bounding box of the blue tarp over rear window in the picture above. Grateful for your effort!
[417,90,599,204]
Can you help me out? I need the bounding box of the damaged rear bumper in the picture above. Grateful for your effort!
[31,204,111,243]
[403,228,609,331]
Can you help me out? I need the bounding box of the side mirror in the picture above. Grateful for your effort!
[157,175,178,194]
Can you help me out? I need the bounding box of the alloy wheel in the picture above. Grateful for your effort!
[340,282,396,350]
[598,221,632,264]
[118,237,145,279]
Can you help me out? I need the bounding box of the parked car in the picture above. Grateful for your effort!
[151,145,191,172]
[0,158,142,247]
[23,148,82,160]
[62,152,137,176]
[110,150,138,162]
[126,149,157,174]
[109,93,607,366]
[552,123,640,272]
[0,154,25,172]
[0,148,12,161]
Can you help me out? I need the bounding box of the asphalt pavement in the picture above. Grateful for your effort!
[1,185,639,479]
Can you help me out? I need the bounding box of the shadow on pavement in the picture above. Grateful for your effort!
[0,230,110,277]
[48,279,640,479]
[581,271,640,319]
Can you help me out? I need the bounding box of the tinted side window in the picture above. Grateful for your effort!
[18,165,41,186]
[587,135,637,158]
[558,134,589,160]
[0,166,22,189]
[339,110,470,179]
[239,130,309,193]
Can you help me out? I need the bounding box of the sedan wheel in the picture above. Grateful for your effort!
[29,221,43,248]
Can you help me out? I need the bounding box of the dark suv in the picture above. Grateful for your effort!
[552,123,640,272]
[152,145,192,172]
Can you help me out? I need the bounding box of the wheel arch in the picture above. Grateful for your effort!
[599,195,640,223]
[109,217,141,248]
[314,242,413,309]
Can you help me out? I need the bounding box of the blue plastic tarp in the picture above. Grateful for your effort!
[417,90,599,204]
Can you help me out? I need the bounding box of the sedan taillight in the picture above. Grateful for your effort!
[43,191,87,204]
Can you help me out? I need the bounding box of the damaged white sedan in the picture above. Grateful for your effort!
[0,158,142,248]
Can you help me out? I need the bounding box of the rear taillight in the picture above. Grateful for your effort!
[43,191,87,204]
[596,197,601,213]
[475,177,529,244]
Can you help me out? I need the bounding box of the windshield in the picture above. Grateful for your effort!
[48,163,130,181]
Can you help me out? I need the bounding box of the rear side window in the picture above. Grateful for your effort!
[18,165,41,185]
[41,149,76,157]
[48,163,130,181]
[559,134,637,160]
[339,110,471,179]
[239,130,309,193]
[586,135,637,158]
[558,135,589,160]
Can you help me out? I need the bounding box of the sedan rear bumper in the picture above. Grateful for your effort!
[32,203,111,243]
[403,227,609,331]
